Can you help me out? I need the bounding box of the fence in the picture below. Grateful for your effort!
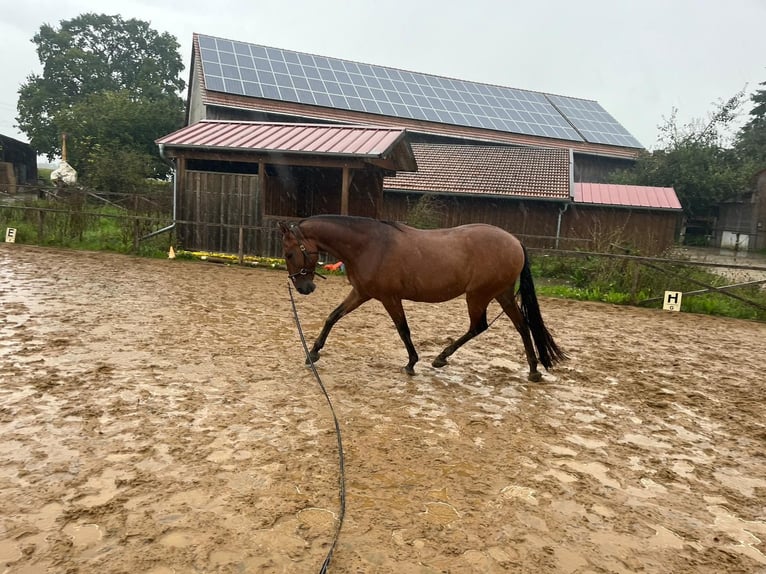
[3,187,766,317]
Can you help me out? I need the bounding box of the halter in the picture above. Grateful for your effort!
[287,223,326,281]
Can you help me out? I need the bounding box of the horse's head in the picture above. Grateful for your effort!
[279,221,320,295]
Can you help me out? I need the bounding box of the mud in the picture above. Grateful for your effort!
[1,243,765,573]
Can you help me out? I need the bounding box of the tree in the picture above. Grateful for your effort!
[16,13,185,181]
[735,80,766,171]
[56,90,183,187]
[611,91,751,218]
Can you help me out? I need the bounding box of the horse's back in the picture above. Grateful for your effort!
[370,222,525,302]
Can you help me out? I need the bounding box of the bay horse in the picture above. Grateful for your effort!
[279,215,566,381]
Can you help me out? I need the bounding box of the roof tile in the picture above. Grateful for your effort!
[383,143,571,200]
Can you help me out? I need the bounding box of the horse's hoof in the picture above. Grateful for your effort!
[305,352,321,365]
[527,371,543,382]
[403,365,416,376]
[432,357,447,368]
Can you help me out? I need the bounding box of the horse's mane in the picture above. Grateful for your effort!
[302,214,405,232]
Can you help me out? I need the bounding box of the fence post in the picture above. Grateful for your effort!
[37,208,44,242]
[133,193,140,252]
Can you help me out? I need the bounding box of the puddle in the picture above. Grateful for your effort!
[618,433,672,450]
[420,501,461,524]
[708,505,766,565]
[159,529,205,548]
[500,484,538,505]
[0,538,22,563]
[63,522,104,547]
[557,460,621,489]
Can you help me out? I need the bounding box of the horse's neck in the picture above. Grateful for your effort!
[307,219,372,262]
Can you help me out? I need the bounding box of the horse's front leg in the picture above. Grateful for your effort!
[381,298,418,375]
[308,290,369,364]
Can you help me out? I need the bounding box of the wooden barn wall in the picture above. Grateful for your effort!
[561,205,680,254]
[383,192,680,254]
[572,153,634,183]
[381,192,563,247]
[263,167,381,219]
[178,167,385,256]
[348,171,383,218]
[178,170,262,254]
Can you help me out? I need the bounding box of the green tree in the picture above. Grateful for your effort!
[735,80,766,171]
[611,92,751,217]
[56,90,183,188]
[16,13,185,181]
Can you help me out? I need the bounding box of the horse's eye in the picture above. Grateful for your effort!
[286,253,294,260]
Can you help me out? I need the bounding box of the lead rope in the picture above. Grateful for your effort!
[287,281,346,573]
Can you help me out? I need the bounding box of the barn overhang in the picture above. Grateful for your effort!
[156,120,417,173]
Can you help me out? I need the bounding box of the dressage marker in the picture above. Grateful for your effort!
[663,290,683,311]
[280,215,566,381]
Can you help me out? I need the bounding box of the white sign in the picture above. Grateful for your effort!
[663,290,683,311]
[5,228,16,243]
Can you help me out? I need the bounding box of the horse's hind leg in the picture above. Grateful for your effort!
[380,298,419,375]
[308,289,370,364]
[432,296,489,368]
[496,290,541,381]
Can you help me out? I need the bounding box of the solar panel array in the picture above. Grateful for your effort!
[197,35,642,149]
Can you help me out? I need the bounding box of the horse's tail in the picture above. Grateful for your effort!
[518,245,567,370]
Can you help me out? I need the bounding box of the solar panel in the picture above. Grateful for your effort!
[197,35,641,149]
[546,94,643,148]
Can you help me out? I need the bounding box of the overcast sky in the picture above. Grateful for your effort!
[1,0,764,154]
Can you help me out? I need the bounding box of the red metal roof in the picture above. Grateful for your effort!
[574,182,682,210]
[383,143,571,200]
[156,120,416,170]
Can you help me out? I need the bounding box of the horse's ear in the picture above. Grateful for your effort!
[278,221,289,235]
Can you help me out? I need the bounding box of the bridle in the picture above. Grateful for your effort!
[287,223,326,282]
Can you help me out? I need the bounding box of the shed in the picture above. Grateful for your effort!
[156,120,416,254]
[0,134,38,194]
[714,168,766,251]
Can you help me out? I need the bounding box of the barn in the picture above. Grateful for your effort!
[157,33,682,255]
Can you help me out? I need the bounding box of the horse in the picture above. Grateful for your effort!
[279,215,566,381]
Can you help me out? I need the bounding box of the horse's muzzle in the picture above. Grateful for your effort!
[296,281,316,295]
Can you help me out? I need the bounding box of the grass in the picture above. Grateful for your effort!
[531,254,766,321]
[0,201,170,258]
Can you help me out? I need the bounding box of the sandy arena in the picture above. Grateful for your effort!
[1,243,765,573]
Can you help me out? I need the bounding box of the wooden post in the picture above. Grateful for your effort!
[341,167,350,215]
[133,193,140,252]
[37,208,44,242]
[257,161,266,255]
[238,176,245,264]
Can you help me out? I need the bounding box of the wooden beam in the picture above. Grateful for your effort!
[161,148,371,170]
[341,167,350,215]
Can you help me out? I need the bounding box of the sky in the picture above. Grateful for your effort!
[1,0,765,156]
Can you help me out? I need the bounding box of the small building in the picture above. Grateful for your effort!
[156,120,416,255]
[714,168,766,252]
[570,183,682,253]
[0,134,38,194]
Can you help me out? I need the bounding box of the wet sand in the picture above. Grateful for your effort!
[1,243,765,573]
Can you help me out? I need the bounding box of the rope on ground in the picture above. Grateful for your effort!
[287,281,346,574]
